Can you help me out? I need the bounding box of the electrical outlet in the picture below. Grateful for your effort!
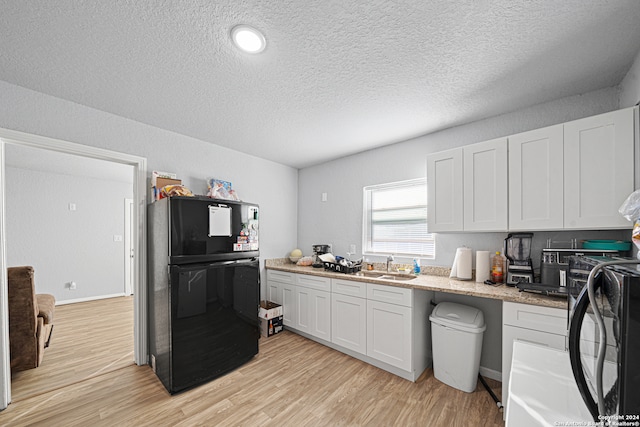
[69,281,77,290]
[350,244,356,254]
[321,192,328,202]
[114,235,123,242]
[69,203,76,211]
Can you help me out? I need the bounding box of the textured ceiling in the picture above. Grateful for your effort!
[1,1,640,168]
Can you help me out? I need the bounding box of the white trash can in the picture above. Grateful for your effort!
[429,302,486,393]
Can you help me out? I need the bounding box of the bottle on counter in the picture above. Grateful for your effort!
[413,258,421,275]
[491,251,505,283]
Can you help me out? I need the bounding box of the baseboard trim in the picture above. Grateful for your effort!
[56,293,128,305]
[479,366,502,382]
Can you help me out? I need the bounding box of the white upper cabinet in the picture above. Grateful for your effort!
[564,108,635,229]
[463,137,508,231]
[508,125,564,230]
[427,148,463,232]
[428,107,637,232]
[427,139,507,232]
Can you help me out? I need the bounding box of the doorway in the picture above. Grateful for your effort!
[0,128,148,409]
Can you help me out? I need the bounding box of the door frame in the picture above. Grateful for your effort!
[0,128,148,409]
[124,198,134,295]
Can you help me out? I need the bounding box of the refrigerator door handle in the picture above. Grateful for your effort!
[569,280,599,421]
[585,260,640,417]
[172,257,258,271]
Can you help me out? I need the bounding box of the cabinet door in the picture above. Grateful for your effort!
[367,300,412,371]
[310,289,331,342]
[331,293,366,354]
[294,286,330,341]
[281,283,297,327]
[295,286,311,334]
[508,125,564,230]
[267,280,281,304]
[463,137,508,231]
[427,148,463,232]
[564,107,635,229]
[502,325,567,417]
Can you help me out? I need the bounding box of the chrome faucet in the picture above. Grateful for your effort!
[386,255,394,273]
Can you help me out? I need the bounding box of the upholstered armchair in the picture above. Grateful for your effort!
[8,266,55,371]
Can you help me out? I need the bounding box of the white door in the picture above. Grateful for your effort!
[295,286,311,333]
[310,290,331,341]
[463,137,508,231]
[124,198,134,295]
[331,293,366,354]
[366,300,411,371]
[427,148,463,232]
[508,125,564,230]
[267,281,281,304]
[564,107,635,229]
[281,283,297,327]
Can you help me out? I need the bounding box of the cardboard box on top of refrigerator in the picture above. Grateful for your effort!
[259,300,283,337]
[151,171,182,201]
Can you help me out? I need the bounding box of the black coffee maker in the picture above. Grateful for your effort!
[312,244,332,268]
[504,233,535,285]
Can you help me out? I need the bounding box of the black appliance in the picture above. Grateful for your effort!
[148,196,260,394]
[541,248,620,288]
[312,244,332,268]
[567,256,640,421]
[504,233,535,285]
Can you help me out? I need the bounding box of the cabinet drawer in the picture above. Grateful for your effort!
[266,270,295,284]
[296,274,331,292]
[367,284,412,307]
[503,302,567,335]
[332,278,367,298]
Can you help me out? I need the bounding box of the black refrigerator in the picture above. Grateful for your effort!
[148,196,260,394]
[567,256,640,421]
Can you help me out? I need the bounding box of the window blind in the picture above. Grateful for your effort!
[363,179,435,258]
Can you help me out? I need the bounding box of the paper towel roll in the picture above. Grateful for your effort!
[449,248,460,278]
[456,247,472,280]
[475,251,490,282]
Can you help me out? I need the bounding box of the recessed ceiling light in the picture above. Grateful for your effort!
[231,25,266,54]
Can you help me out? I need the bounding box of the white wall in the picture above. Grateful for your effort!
[6,165,132,303]
[0,80,299,298]
[620,48,640,108]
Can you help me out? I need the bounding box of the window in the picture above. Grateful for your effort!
[362,178,435,259]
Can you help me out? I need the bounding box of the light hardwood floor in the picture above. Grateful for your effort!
[2,297,504,426]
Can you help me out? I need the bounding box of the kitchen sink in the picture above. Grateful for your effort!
[378,274,415,281]
[355,271,416,281]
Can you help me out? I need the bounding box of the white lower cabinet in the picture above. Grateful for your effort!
[266,270,297,327]
[331,278,367,354]
[366,299,412,371]
[281,283,297,327]
[331,293,367,354]
[502,302,568,418]
[266,270,433,382]
[295,275,331,342]
[296,286,330,340]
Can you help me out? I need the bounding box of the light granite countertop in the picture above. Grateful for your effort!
[265,259,566,310]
